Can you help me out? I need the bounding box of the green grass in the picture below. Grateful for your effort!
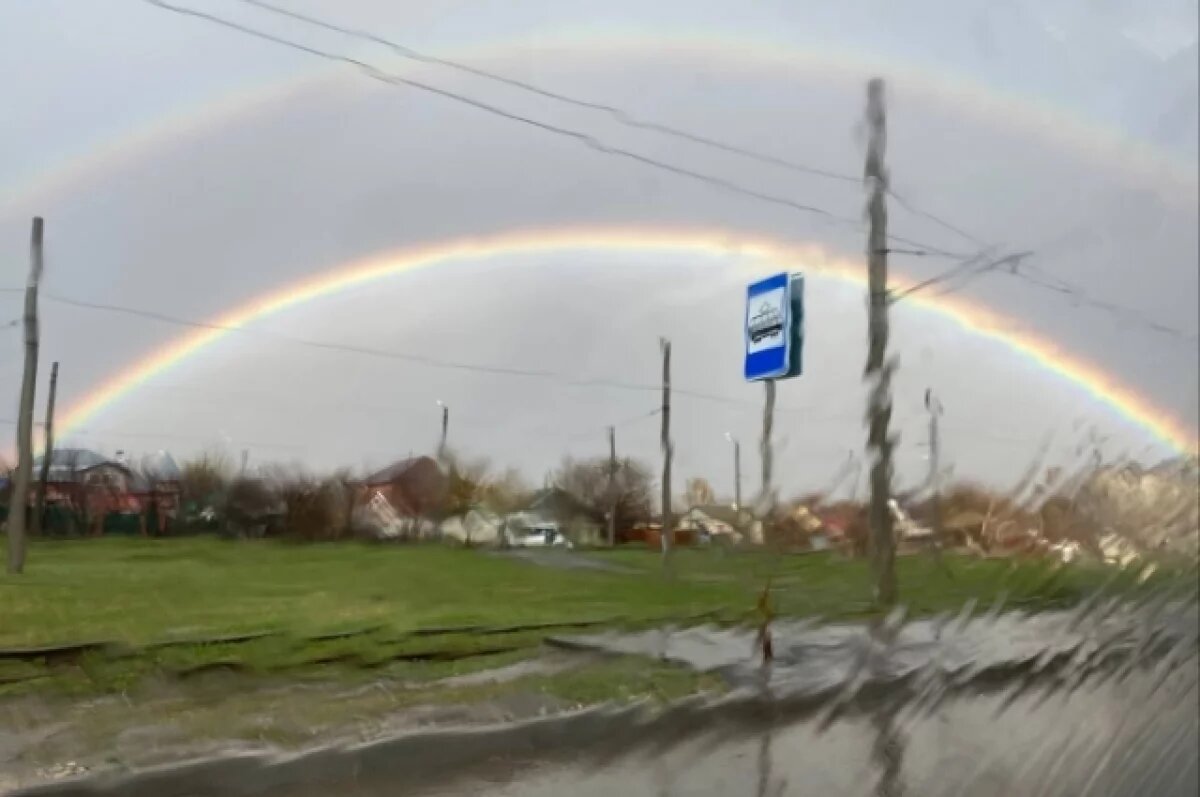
[0,536,1161,699]
[0,538,744,648]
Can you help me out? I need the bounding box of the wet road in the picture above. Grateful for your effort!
[12,601,1197,797]
[408,663,1197,797]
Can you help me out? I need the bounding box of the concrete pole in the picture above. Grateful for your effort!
[607,425,617,547]
[865,79,897,606]
[8,218,44,574]
[925,388,946,564]
[759,379,776,543]
[659,338,672,562]
[32,361,58,536]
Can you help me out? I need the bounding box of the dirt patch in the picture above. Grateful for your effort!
[0,648,713,792]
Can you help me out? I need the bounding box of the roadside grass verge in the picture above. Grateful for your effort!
[0,536,1179,699]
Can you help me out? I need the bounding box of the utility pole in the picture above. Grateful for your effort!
[437,400,449,461]
[725,432,742,515]
[9,217,44,575]
[759,379,776,543]
[32,361,59,536]
[865,79,897,606]
[924,388,945,562]
[659,338,672,561]
[607,425,617,547]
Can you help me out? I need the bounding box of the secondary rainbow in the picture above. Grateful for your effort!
[55,226,1196,454]
[4,37,1195,215]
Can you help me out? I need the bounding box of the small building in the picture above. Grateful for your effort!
[30,448,181,535]
[355,456,447,539]
[681,504,753,543]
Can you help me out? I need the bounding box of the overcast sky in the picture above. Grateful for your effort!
[0,0,1196,499]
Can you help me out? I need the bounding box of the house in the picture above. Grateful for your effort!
[355,456,447,539]
[133,451,183,534]
[359,456,447,514]
[512,487,605,544]
[681,504,753,543]
[29,448,181,535]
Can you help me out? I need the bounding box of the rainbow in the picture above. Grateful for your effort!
[3,37,1196,215]
[55,226,1197,454]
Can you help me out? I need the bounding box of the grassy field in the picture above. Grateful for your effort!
[0,536,1150,698]
[1,536,1180,777]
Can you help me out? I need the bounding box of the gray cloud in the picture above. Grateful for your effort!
[0,6,1195,495]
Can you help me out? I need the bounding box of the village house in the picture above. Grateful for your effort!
[28,448,182,535]
[354,456,448,538]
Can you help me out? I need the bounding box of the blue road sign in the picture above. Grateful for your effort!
[744,273,790,381]
[744,272,803,382]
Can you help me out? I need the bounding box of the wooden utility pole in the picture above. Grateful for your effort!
[607,425,617,547]
[9,218,44,575]
[659,338,672,561]
[865,79,897,606]
[32,361,59,536]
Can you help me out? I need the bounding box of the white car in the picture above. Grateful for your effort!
[507,524,573,549]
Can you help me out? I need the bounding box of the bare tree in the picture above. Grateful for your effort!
[224,473,276,538]
[554,455,654,533]
[441,450,492,518]
[685,477,716,509]
[180,449,233,510]
[479,466,533,515]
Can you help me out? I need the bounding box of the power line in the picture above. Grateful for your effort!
[1010,263,1198,341]
[235,0,986,250]
[891,251,1198,342]
[152,1,1193,340]
[889,248,1025,302]
[561,407,660,444]
[41,291,809,416]
[138,0,970,259]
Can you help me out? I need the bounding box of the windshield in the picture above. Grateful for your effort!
[1,1,1196,795]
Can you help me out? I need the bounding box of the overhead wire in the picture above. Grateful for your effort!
[138,0,973,259]
[889,248,1027,302]
[139,1,1193,342]
[891,251,1198,342]
[234,0,990,251]
[40,291,814,417]
[560,407,661,444]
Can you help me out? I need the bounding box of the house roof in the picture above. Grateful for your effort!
[140,451,182,482]
[362,456,440,486]
[687,504,747,527]
[31,448,182,489]
[32,448,124,482]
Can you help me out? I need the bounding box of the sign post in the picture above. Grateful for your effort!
[743,271,803,664]
[744,272,803,382]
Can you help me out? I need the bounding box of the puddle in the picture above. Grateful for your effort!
[549,600,1199,697]
[6,599,1196,796]
[436,652,596,688]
